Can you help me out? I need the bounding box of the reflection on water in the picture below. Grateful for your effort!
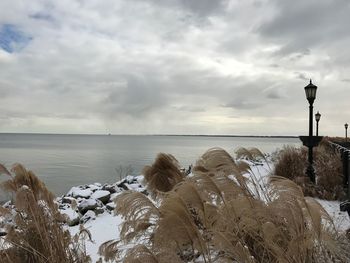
[0,134,300,197]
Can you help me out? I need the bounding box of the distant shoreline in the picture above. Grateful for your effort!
[0,133,298,139]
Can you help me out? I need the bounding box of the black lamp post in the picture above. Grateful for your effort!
[299,80,323,183]
[346,123,348,142]
[315,111,321,136]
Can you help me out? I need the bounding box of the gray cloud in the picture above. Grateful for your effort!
[0,0,349,135]
[101,76,169,118]
[257,0,350,56]
[130,0,228,17]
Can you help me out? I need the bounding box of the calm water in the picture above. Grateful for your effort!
[0,134,300,198]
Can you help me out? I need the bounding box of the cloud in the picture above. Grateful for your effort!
[130,0,229,17]
[100,76,169,118]
[257,0,350,56]
[0,0,349,135]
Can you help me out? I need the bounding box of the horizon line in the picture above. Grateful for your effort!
[0,132,299,138]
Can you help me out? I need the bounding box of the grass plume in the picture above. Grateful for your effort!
[102,147,350,262]
[143,153,185,198]
[0,163,89,263]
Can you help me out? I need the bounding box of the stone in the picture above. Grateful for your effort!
[80,210,96,223]
[94,207,105,215]
[68,216,80,227]
[102,184,117,194]
[91,190,111,204]
[340,201,350,217]
[68,187,92,199]
[106,202,116,211]
[78,199,98,215]
[62,196,76,204]
[88,184,101,192]
[117,181,129,191]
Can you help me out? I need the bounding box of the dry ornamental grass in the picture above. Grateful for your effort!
[1,146,349,262]
[0,163,89,263]
[100,148,350,263]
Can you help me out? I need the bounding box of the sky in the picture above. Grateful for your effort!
[0,0,349,136]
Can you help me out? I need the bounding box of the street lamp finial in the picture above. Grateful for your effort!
[310,79,312,84]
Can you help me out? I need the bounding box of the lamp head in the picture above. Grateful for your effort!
[304,79,317,104]
[315,111,321,122]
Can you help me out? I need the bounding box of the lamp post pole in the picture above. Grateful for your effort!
[315,111,321,136]
[305,80,317,183]
[346,123,348,142]
[307,99,315,182]
[299,80,323,184]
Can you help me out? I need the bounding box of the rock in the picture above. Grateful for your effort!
[125,175,135,184]
[68,187,92,199]
[117,181,129,191]
[102,184,118,194]
[59,204,67,210]
[135,175,144,185]
[68,216,80,227]
[106,202,116,211]
[126,183,143,191]
[93,182,102,187]
[94,207,105,215]
[109,192,121,202]
[62,196,76,204]
[3,201,12,208]
[91,190,111,204]
[88,184,101,192]
[78,199,98,215]
[80,210,96,223]
[340,201,350,217]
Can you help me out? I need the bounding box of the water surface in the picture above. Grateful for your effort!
[0,134,300,197]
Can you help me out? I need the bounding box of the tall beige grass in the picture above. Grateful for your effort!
[143,153,185,198]
[101,148,350,262]
[0,163,89,263]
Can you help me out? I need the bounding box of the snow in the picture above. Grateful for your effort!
[79,199,97,208]
[60,206,78,221]
[126,183,144,191]
[68,187,92,198]
[316,199,350,232]
[106,202,116,210]
[91,190,110,200]
[69,212,122,263]
[88,184,100,192]
[81,210,96,222]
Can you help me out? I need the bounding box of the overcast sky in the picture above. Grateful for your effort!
[0,0,349,136]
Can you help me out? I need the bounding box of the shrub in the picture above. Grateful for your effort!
[274,140,345,200]
[274,145,308,181]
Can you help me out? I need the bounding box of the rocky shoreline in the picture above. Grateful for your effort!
[59,175,145,226]
[0,175,146,236]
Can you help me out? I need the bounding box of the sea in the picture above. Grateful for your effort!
[0,134,301,199]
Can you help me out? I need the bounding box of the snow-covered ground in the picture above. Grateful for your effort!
[69,212,122,262]
[316,199,350,232]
